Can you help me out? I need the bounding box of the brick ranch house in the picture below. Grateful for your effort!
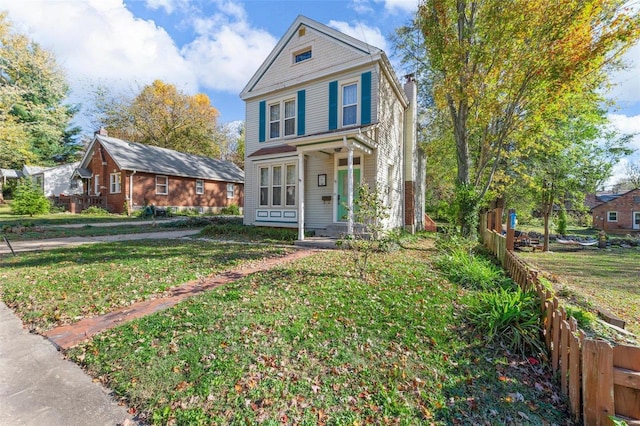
[71,130,244,214]
[591,188,640,232]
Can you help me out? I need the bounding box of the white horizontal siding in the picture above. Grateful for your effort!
[252,26,368,94]
[304,154,334,228]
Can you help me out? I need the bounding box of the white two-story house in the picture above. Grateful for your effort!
[240,15,425,240]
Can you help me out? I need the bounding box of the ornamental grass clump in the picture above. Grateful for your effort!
[434,243,507,290]
[467,286,545,357]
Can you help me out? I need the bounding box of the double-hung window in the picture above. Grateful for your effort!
[226,183,235,199]
[259,168,269,206]
[196,179,204,194]
[269,104,280,139]
[94,174,100,195]
[268,99,296,139]
[285,165,296,206]
[156,176,168,195]
[258,164,296,207]
[608,211,618,222]
[110,173,121,193]
[272,166,282,205]
[284,100,296,136]
[342,83,357,126]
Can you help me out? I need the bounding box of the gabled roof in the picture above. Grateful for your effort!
[591,188,640,208]
[80,135,244,183]
[0,168,23,179]
[240,15,388,100]
[22,165,46,176]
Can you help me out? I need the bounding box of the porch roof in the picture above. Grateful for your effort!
[72,168,92,179]
[285,124,378,155]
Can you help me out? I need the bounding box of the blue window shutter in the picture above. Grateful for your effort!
[297,90,306,136]
[328,80,338,130]
[361,71,372,125]
[258,101,266,142]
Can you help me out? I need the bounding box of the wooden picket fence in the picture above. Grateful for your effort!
[480,213,640,425]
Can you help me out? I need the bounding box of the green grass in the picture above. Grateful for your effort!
[519,245,640,340]
[61,239,570,424]
[0,240,292,332]
[1,222,194,241]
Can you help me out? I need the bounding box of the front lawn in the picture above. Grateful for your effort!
[0,240,292,332]
[519,244,640,340]
[64,239,569,424]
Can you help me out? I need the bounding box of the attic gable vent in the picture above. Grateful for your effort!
[298,26,306,37]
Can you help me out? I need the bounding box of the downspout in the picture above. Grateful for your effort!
[129,170,136,215]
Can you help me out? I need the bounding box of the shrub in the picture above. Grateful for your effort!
[220,204,240,215]
[200,223,300,243]
[10,179,51,216]
[81,206,110,215]
[556,206,567,235]
[467,286,544,356]
[338,183,390,280]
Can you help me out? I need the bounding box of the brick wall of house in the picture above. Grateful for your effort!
[87,142,244,214]
[129,172,243,213]
[87,144,127,213]
[592,189,640,232]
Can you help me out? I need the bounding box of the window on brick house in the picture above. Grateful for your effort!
[607,211,618,222]
[156,176,168,195]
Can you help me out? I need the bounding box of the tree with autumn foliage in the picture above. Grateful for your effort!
[0,12,81,168]
[399,0,640,237]
[90,80,224,158]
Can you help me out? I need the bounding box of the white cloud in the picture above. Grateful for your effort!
[327,20,388,52]
[0,0,197,97]
[381,0,419,13]
[605,113,640,187]
[181,10,277,93]
[607,41,640,105]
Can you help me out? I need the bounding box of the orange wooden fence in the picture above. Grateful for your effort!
[480,213,640,425]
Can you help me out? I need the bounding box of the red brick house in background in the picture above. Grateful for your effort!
[591,188,640,232]
[72,129,244,214]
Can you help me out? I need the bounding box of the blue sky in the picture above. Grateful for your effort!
[1,0,638,185]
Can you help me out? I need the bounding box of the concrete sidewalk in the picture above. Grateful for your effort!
[0,302,136,426]
[0,229,201,255]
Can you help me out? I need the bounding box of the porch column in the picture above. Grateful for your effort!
[298,152,305,241]
[347,144,354,236]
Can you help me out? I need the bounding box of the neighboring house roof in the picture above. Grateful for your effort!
[0,168,23,179]
[583,193,601,210]
[31,162,80,177]
[80,135,244,183]
[596,193,621,203]
[22,165,47,176]
[591,189,639,209]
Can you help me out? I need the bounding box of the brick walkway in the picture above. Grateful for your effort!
[44,249,319,350]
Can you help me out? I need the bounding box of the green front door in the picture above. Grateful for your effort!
[337,168,360,221]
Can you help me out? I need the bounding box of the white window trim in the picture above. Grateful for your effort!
[226,183,235,199]
[340,79,359,128]
[94,174,100,195]
[607,211,618,222]
[257,162,297,208]
[196,179,204,195]
[268,96,296,140]
[291,43,314,65]
[109,172,121,194]
[156,175,168,195]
